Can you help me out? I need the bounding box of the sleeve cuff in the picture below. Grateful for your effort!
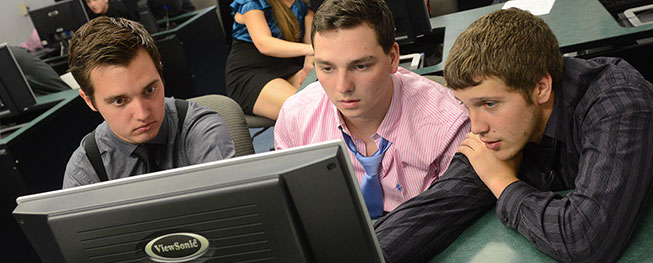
[496,180,539,228]
[231,0,269,15]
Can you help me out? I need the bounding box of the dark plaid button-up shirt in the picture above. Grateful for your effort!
[375,57,653,262]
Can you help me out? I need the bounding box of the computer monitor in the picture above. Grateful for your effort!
[386,0,432,45]
[152,6,229,98]
[13,140,384,262]
[28,0,90,49]
[310,0,432,44]
[0,43,37,119]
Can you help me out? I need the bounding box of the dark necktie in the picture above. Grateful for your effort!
[340,128,392,219]
[133,144,161,174]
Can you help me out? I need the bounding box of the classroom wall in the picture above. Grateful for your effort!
[0,0,54,46]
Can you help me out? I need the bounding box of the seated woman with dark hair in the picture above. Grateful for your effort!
[226,0,314,120]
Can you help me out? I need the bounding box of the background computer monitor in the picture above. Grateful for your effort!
[28,0,90,49]
[386,0,432,45]
[0,43,37,119]
[310,0,432,44]
[152,6,229,98]
[13,140,384,262]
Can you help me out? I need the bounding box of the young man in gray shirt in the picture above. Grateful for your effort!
[63,17,235,188]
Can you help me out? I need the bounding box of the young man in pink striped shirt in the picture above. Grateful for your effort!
[274,0,470,216]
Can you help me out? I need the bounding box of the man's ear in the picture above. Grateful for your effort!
[389,42,400,73]
[79,89,98,112]
[533,74,553,105]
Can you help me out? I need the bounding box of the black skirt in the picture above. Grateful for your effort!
[225,39,303,115]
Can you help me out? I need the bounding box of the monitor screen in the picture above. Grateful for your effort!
[28,0,90,48]
[13,140,384,262]
[310,0,432,44]
[0,43,37,119]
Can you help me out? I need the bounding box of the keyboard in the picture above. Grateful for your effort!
[599,0,653,15]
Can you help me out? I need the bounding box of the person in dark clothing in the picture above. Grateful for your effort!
[374,8,653,263]
[85,0,139,20]
[10,46,70,96]
[147,0,196,20]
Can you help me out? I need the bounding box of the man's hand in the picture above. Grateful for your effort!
[458,132,522,198]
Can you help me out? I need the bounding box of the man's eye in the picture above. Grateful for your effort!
[112,98,124,106]
[145,86,155,95]
[320,66,333,72]
[484,102,497,108]
[354,64,368,70]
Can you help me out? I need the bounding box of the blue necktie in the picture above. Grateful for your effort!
[340,128,392,219]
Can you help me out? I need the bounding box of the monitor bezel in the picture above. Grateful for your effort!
[15,140,385,262]
[0,43,38,118]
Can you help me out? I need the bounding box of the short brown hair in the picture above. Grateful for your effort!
[444,8,563,101]
[311,0,395,53]
[68,16,162,104]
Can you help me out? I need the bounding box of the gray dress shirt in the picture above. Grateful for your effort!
[63,98,235,188]
[374,57,653,262]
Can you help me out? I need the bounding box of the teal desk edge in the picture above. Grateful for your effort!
[152,6,216,37]
[418,0,653,75]
[1,89,79,144]
[431,190,653,262]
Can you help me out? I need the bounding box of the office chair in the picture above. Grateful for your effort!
[429,0,459,17]
[188,94,255,156]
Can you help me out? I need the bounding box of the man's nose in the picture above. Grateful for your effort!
[469,110,489,135]
[335,70,354,94]
[131,98,150,121]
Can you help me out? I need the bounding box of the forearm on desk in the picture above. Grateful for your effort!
[374,154,495,263]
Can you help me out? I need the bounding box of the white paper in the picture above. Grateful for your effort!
[502,0,555,16]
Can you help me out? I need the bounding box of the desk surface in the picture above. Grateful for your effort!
[0,89,78,144]
[432,191,653,262]
[416,0,653,75]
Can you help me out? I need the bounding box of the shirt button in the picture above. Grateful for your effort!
[396,184,402,192]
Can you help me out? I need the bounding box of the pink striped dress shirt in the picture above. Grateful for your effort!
[274,68,470,212]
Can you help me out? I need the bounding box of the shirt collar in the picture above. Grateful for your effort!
[542,93,560,143]
[542,61,573,147]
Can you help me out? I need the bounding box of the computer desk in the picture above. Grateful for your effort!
[430,190,653,262]
[1,89,77,143]
[1,88,103,193]
[415,0,653,75]
[2,89,104,261]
